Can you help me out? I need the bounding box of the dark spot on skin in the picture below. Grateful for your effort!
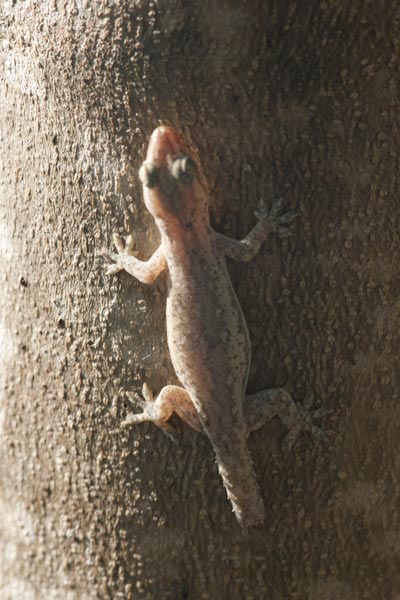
[57,318,66,329]
[19,277,28,287]
[139,162,160,188]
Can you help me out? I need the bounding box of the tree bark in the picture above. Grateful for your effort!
[1,1,399,598]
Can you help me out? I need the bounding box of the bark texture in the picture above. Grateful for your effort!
[1,1,399,598]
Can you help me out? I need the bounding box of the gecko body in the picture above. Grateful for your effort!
[102,126,323,527]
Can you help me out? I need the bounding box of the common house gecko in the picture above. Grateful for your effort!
[101,126,324,527]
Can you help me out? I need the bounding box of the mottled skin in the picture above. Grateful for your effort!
[101,126,324,527]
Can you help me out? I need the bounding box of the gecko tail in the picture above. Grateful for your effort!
[214,444,265,528]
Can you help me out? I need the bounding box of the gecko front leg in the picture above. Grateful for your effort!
[216,197,297,262]
[100,234,166,284]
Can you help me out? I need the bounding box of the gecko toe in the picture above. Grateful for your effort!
[98,249,114,263]
[277,229,295,239]
[112,233,125,253]
[311,406,334,419]
[142,383,155,403]
[121,411,150,426]
[105,264,123,275]
[269,197,284,217]
[309,425,335,444]
[278,210,298,224]
[125,235,139,256]
[127,391,148,410]
[160,424,181,443]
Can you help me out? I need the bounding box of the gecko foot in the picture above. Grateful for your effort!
[122,383,180,443]
[254,198,298,239]
[98,233,139,275]
[244,388,332,450]
[286,395,334,449]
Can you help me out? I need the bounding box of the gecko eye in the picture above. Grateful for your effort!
[139,161,160,188]
[170,155,196,184]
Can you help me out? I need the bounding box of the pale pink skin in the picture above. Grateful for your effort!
[101,126,322,527]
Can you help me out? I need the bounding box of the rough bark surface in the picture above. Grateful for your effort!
[1,1,399,598]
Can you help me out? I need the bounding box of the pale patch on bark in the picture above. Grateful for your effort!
[0,222,14,262]
[0,320,16,425]
[2,43,46,98]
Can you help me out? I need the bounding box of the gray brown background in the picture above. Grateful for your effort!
[1,1,399,598]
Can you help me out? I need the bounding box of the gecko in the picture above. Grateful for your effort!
[100,126,324,527]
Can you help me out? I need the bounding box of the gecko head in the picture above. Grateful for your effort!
[138,126,207,227]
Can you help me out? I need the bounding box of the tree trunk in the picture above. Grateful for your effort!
[1,1,399,598]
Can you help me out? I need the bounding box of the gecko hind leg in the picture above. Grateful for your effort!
[122,383,202,442]
[244,388,330,448]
